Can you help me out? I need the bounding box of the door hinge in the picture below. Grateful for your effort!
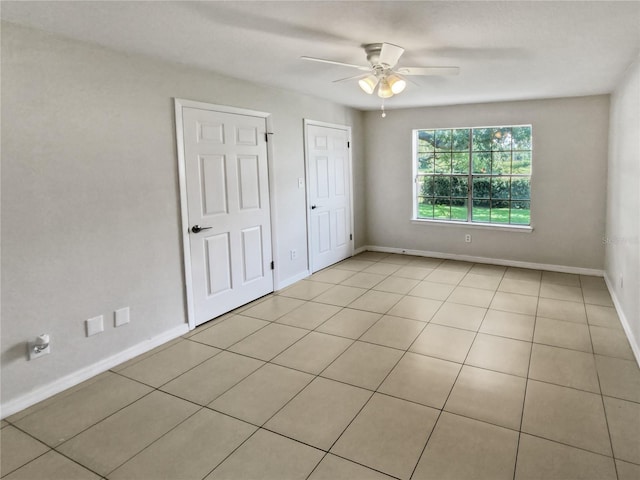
[265,132,274,142]
[270,261,274,270]
[347,141,350,148]
[350,233,353,241]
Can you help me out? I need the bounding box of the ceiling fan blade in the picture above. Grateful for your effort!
[397,66,460,76]
[332,73,368,83]
[378,43,405,68]
[301,56,370,71]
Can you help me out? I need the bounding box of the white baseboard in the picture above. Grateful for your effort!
[353,245,367,255]
[1,323,189,419]
[276,249,368,289]
[362,245,605,277]
[276,270,311,291]
[604,273,640,367]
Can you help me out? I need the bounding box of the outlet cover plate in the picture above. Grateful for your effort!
[86,315,104,336]
[115,307,130,327]
[28,342,51,360]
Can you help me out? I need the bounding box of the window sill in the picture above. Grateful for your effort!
[411,218,534,233]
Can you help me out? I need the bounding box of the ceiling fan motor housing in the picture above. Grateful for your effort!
[364,43,385,66]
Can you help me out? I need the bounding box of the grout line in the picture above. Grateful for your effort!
[49,449,104,479]
[100,405,209,477]
[515,431,623,461]
[307,452,403,480]
[407,273,500,479]
[585,297,621,480]
[198,425,266,480]
[512,277,541,480]
[18,386,158,450]
[0,435,52,478]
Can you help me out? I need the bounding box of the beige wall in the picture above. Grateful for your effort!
[606,55,640,358]
[1,22,364,409]
[3,19,631,413]
[363,96,610,270]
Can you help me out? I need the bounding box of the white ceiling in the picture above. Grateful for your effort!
[2,1,639,110]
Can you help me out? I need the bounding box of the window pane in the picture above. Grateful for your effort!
[418,153,435,173]
[416,176,435,197]
[433,198,451,220]
[492,127,512,151]
[434,176,451,196]
[435,129,452,151]
[512,151,532,174]
[512,126,532,150]
[511,178,531,200]
[472,153,491,174]
[472,128,492,151]
[452,129,470,151]
[415,125,531,227]
[472,177,490,199]
[490,200,510,224]
[418,130,436,151]
[511,201,531,224]
[452,153,470,173]
[492,152,512,175]
[435,153,452,173]
[451,176,469,197]
[417,197,434,218]
[472,199,490,222]
[491,177,510,199]
[451,198,468,221]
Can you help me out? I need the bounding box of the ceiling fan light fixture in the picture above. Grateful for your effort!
[387,74,407,94]
[377,78,393,98]
[358,75,378,94]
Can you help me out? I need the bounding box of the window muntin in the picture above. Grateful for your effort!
[415,125,532,225]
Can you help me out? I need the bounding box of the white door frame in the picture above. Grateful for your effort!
[175,98,277,330]
[303,119,355,273]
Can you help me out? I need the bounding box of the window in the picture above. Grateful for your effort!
[414,125,532,226]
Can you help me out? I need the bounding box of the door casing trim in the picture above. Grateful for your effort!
[174,98,276,330]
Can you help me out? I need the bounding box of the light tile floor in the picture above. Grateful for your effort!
[3,252,640,480]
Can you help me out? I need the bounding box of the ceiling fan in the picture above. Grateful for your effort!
[301,42,459,99]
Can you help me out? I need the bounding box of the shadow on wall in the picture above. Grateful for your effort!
[1,342,29,366]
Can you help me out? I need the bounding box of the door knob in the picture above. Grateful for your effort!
[311,205,320,209]
[191,225,212,233]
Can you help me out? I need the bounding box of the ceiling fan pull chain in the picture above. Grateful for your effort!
[381,101,386,118]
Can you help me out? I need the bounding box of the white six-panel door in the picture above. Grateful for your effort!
[305,122,353,272]
[178,102,273,326]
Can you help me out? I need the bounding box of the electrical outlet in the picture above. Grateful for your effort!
[115,307,130,327]
[465,234,472,243]
[290,249,297,260]
[28,342,51,360]
[28,334,51,360]
[86,315,104,337]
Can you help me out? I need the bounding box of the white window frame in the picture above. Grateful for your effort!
[412,124,533,232]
